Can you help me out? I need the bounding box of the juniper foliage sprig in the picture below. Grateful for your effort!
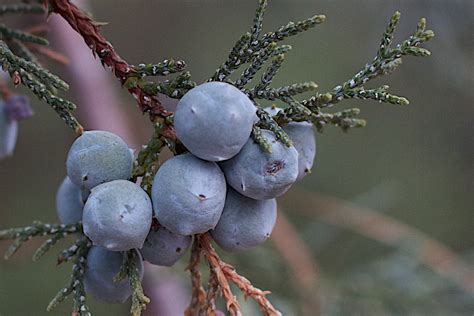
[210,1,324,82]
[210,3,433,146]
[0,3,45,15]
[132,122,171,194]
[299,12,434,113]
[57,236,89,265]
[5,37,39,64]
[0,24,49,46]
[47,238,92,316]
[0,221,82,259]
[125,70,196,101]
[0,5,83,133]
[133,59,187,77]
[115,250,151,316]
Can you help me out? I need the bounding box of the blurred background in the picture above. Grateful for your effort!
[0,0,472,315]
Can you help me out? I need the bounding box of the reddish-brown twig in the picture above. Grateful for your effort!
[272,211,322,315]
[198,234,282,316]
[281,188,474,295]
[48,0,171,123]
[202,268,220,316]
[197,234,241,316]
[184,237,207,316]
[221,263,281,316]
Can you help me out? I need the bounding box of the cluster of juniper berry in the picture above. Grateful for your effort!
[56,80,316,303]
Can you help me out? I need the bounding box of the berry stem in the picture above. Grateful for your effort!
[184,237,207,316]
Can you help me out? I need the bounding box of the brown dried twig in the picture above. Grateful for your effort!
[197,234,241,316]
[221,262,281,316]
[202,268,220,316]
[197,233,282,316]
[184,237,207,316]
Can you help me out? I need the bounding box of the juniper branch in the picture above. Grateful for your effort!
[132,123,168,194]
[251,14,325,53]
[311,109,367,132]
[378,11,401,59]
[211,32,252,81]
[5,38,39,64]
[343,85,409,105]
[57,236,88,265]
[254,53,286,91]
[211,1,323,82]
[14,68,83,133]
[251,125,271,153]
[319,12,434,108]
[0,221,82,260]
[135,71,196,100]
[133,59,186,77]
[275,12,433,131]
[115,250,150,316]
[236,43,291,88]
[250,0,268,43]
[47,238,91,315]
[251,81,318,100]
[255,107,292,148]
[0,41,68,90]
[0,3,45,15]
[0,25,49,46]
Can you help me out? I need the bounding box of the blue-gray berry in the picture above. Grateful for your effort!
[151,153,226,235]
[66,131,133,189]
[84,246,143,304]
[283,122,316,181]
[56,176,88,225]
[83,180,153,251]
[140,225,192,267]
[174,82,257,161]
[220,130,298,200]
[211,188,277,251]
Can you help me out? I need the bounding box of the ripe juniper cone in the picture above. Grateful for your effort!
[141,225,192,267]
[211,187,277,252]
[283,122,316,181]
[264,105,316,180]
[221,129,299,200]
[84,246,144,304]
[83,180,153,251]
[56,176,89,224]
[152,153,226,235]
[66,130,133,189]
[174,82,257,161]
